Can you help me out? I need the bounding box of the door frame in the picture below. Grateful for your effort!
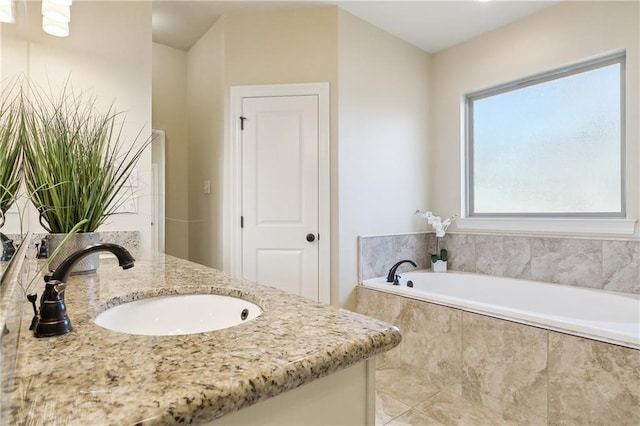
[226,83,330,304]
[151,129,166,253]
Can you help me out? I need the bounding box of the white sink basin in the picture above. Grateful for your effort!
[94,294,263,336]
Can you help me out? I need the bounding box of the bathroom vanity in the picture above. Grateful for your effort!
[1,251,401,425]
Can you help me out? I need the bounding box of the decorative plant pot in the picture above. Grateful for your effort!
[46,232,100,275]
[431,260,447,273]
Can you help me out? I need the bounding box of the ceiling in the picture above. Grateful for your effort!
[152,1,560,53]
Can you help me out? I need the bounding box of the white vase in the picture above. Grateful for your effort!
[46,232,100,275]
[431,260,447,273]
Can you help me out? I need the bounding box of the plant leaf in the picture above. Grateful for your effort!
[19,78,151,233]
[440,249,448,262]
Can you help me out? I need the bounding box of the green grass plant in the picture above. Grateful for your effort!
[0,81,23,224]
[20,80,149,233]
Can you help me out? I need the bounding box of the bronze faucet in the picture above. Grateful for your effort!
[1,232,15,262]
[28,243,135,338]
[386,259,418,284]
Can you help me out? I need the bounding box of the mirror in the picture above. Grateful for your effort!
[0,0,29,284]
[1,1,151,272]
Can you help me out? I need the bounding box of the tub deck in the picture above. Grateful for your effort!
[363,270,640,349]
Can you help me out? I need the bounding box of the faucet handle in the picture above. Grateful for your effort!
[42,280,66,301]
[27,293,39,331]
[50,282,66,298]
[1,238,15,261]
[36,238,49,259]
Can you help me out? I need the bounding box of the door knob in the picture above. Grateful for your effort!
[306,233,316,242]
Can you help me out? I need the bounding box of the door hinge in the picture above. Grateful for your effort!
[240,116,247,131]
[240,216,244,228]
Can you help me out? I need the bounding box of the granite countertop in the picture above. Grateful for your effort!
[6,253,401,425]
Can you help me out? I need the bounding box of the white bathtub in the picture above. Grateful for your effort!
[362,270,640,348]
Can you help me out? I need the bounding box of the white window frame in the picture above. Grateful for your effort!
[459,51,636,236]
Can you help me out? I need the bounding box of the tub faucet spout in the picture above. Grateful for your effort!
[386,259,417,283]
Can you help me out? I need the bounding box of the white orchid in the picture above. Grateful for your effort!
[422,211,453,237]
[415,210,456,263]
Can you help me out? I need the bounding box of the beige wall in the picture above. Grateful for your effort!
[152,43,189,259]
[187,19,226,268]
[224,7,338,87]
[337,10,431,308]
[186,7,338,271]
[2,1,153,247]
[0,19,28,79]
[181,6,431,308]
[156,1,637,308]
[430,1,639,237]
[224,7,339,299]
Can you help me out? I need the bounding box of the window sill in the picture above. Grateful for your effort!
[455,217,637,236]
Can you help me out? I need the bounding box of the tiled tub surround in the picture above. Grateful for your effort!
[359,231,639,424]
[359,232,640,294]
[2,254,402,425]
[364,271,639,348]
[357,287,640,425]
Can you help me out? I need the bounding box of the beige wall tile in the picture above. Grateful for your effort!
[414,385,521,426]
[395,298,462,387]
[441,234,475,272]
[361,287,639,425]
[376,366,441,408]
[475,236,531,279]
[386,408,445,426]
[531,238,603,289]
[359,234,429,280]
[360,232,639,295]
[462,312,548,424]
[548,332,640,425]
[356,288,462,387]
[356,287,405,368]
[376,390,412,425]
[603,241,640,294]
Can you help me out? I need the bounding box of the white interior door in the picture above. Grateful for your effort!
[241,95,319,301]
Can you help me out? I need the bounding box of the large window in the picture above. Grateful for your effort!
[465,52,625,218]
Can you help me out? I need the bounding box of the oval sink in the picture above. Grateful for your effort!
[94,294,263,336]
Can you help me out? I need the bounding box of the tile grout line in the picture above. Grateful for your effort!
[375,386,413,425]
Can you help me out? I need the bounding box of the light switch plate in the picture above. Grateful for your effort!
[115,196,137,213]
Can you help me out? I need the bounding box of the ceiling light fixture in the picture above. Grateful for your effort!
[42,1,70,23]
[43,15,69,37]
[41,0,72,37]
[0,0,14,24]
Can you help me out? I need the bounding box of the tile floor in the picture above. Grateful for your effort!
[375,365,518,426]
